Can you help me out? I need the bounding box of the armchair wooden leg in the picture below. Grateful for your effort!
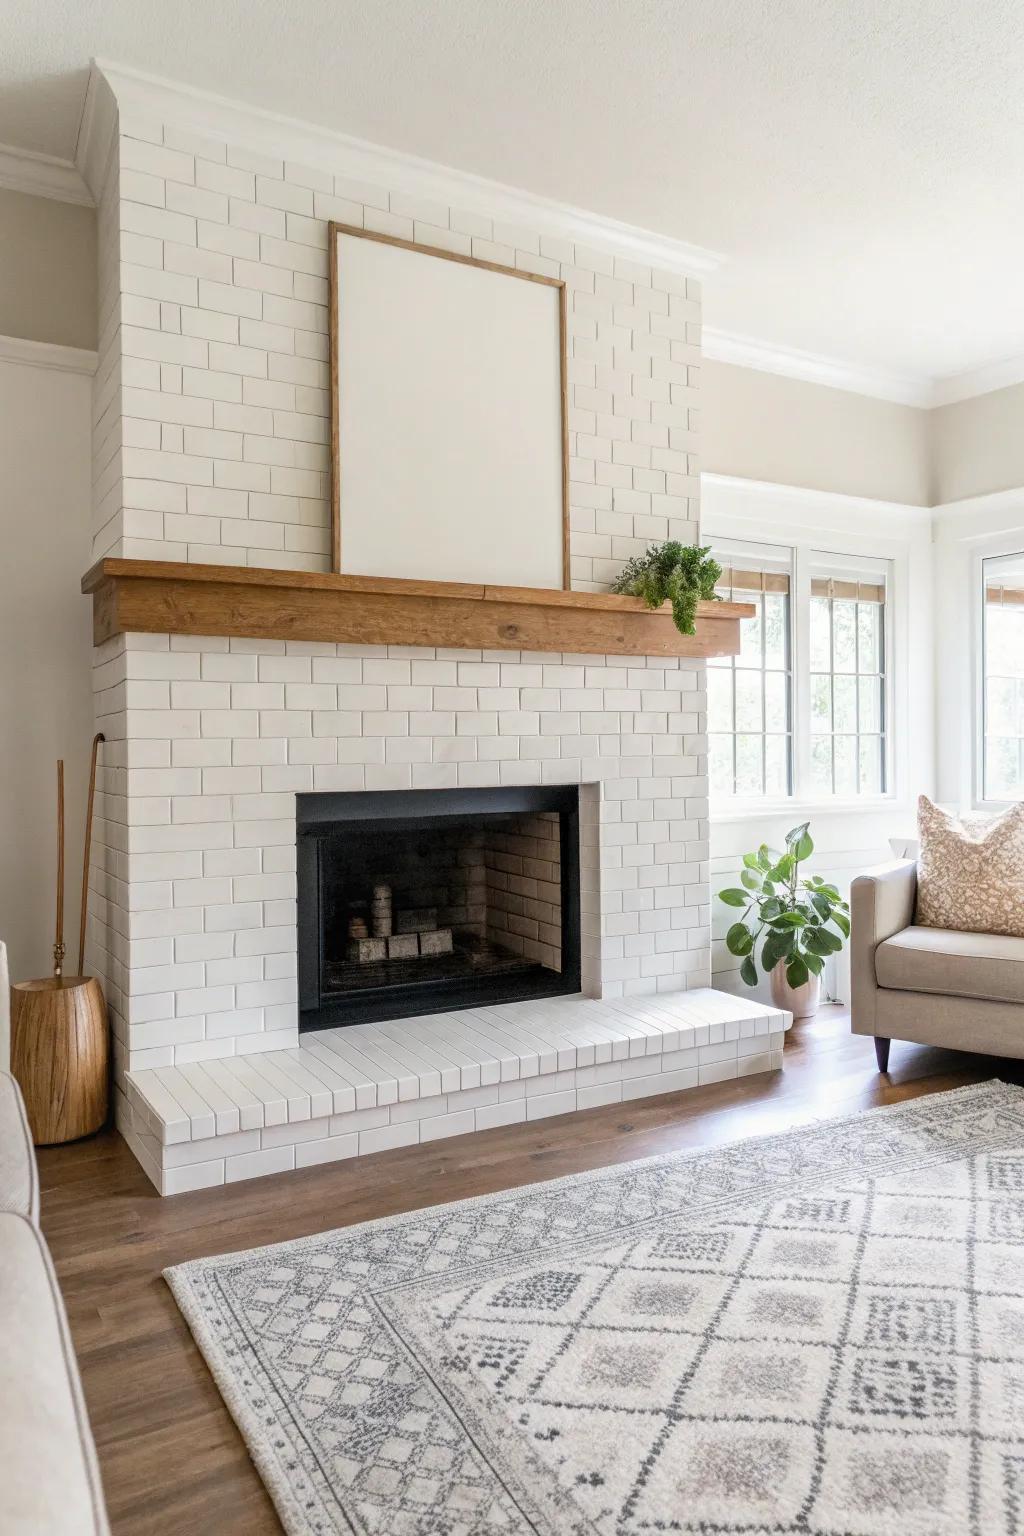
[874,1036,891,1072]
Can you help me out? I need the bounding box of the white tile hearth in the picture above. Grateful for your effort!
[120,989,789,1194]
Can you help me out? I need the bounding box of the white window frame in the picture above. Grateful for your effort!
[803,548,890,799]
[932,490,1024,815]
[703,477,921,822]
[708,537,794,799]
[972,538,1024,809]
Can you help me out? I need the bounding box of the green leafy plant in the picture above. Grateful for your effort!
[718,822,850,990]
[611,541,722,636]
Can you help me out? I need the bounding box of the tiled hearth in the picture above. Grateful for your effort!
[120,989,789,1194]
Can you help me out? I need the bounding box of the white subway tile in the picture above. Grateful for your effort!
[296,1132,360,1167]
[122,201,197,246]
[225,1145,295,1182]
[166,242,233,283]
[256,176,313,214]
[167,181,229,223]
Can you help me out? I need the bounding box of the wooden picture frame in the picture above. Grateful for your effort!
[329,222,570,590]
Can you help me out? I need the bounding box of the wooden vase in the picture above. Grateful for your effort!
[10,976,109,1145]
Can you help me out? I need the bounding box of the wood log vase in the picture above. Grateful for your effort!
[11,977,108,1145]
[11,749,109,1146]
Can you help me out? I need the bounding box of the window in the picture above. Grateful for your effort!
[708,539,891,805]
[808,557,887,795]
[708,542,792,796]
[982,552,1024,800]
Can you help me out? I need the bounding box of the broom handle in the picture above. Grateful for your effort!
[54,760,65,977]
[77,733,105,977]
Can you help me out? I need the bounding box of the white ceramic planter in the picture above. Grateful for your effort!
[769,966,821,1020]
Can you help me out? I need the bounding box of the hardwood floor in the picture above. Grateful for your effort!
[37,1008,1024,1535]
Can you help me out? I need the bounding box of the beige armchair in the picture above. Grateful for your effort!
[851,860,1024,1070]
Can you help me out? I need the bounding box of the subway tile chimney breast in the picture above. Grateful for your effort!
[84,87,789,1193]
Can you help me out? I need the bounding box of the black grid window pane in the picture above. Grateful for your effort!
[808,589,886,796]
[709,574,792,798]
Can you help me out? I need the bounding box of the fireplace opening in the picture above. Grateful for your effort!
[297,787,581,1028]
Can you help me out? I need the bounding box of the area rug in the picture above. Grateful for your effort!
[166,1081,1024,1535]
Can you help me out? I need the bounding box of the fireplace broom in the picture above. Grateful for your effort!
[77,733,105,976]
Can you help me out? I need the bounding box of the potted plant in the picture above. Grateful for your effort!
[717,822,850,1018]
[610,541,721,636]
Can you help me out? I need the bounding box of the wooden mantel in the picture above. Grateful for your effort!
[81,559,754,658]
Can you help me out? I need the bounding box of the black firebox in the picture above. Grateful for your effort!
[297,786,581,1029]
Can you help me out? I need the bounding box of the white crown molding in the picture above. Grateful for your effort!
[0,334,98,375]
[703,326,1024,410]
[931,356,1024,408]
[701,472,932,530]
[931,485,1024,531]
[703,469,1024,549]
[87,60,723,277]
[702,327,933,408]
[75,65,118,204]
[0,142,92,206]
[702,472,1024,530]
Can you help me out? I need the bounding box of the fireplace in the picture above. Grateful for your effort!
[297,786,582,1028]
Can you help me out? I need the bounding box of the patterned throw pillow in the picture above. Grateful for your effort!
[916,794,1024,937]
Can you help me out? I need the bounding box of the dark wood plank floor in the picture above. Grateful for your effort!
[37,1008,1024,1535]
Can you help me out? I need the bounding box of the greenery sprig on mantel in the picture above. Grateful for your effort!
[610,541,722,636]
[718,822,850,990]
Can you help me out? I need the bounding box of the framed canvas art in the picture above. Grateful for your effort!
[329,223,569,589]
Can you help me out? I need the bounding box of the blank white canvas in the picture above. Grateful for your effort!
[335,231,564,588]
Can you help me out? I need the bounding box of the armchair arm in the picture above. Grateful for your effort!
[852,860,917,946]
[850,860,917,1037]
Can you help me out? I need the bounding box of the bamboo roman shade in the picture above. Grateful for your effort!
[806,549,887,604]
[716,567,790,595]
[715,569,885,602]
[985,582,1024,607]
[809,578,885,603]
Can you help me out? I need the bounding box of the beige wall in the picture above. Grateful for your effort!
[701,358,931,506]
[929,382,1024,504]
[0,356,95,1017]
[0,188,97,351]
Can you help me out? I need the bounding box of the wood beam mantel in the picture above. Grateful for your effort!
[81,559,754,658]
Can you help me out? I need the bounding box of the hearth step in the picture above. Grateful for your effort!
[119,989,790,1196]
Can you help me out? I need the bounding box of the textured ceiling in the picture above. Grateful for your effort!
[5,0,1024,380]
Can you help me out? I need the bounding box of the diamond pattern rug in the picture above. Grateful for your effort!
[166,1080,1024,1535]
